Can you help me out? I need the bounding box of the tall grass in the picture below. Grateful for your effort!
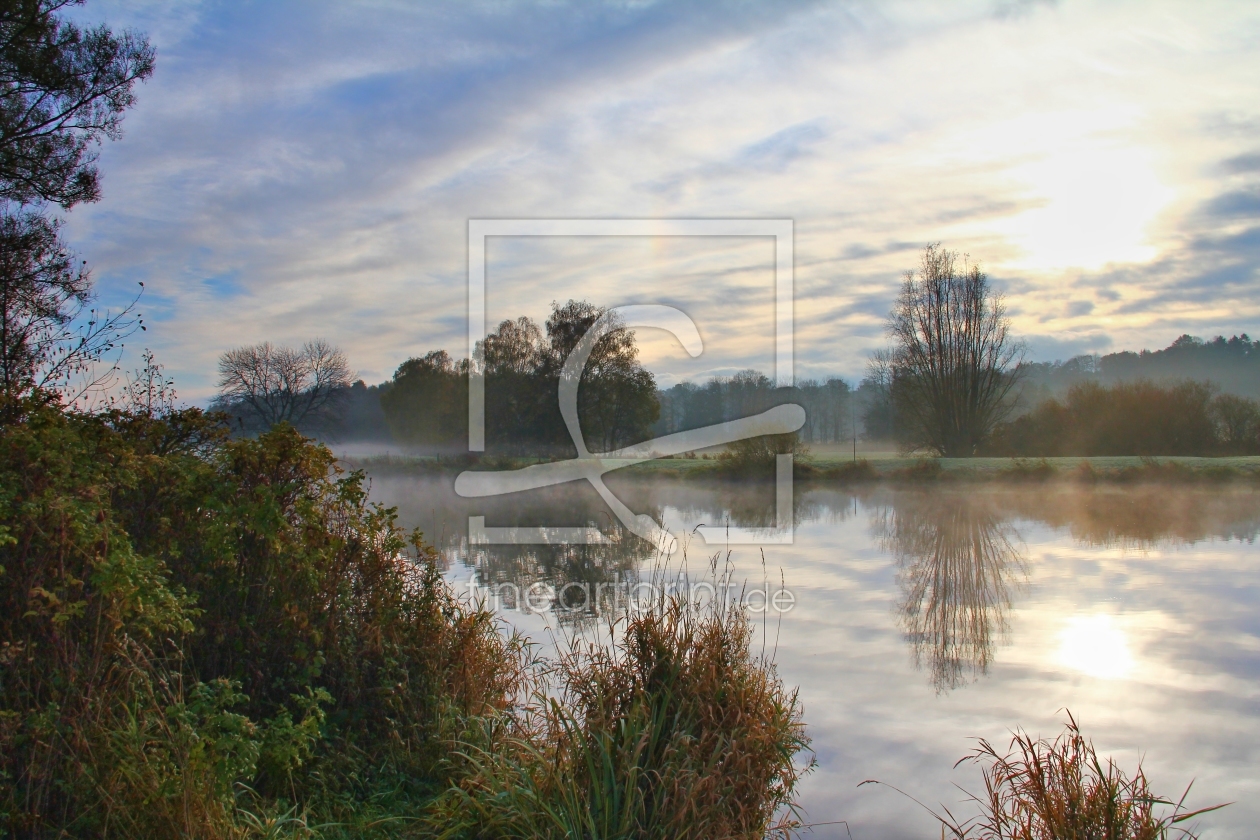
[868,713,1227,840]
[426,568,812,840]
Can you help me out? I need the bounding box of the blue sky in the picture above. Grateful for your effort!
[62,0,1260,400]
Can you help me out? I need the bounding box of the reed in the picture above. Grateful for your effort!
[427,567,812,839]
[866,713,1227,840]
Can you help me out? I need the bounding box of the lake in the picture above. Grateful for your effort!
[363,469,1260,839]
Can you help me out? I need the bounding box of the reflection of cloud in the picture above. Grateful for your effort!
[876,492,1027,693]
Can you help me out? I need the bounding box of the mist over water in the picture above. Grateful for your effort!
[364,472,1260,838]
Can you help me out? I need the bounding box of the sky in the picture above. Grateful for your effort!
[62,0,1260,401]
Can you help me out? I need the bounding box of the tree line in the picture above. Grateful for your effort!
[220,304,857,454]
[215,241,1260,459]
[984,380,1260,456]
[655,371,853,444]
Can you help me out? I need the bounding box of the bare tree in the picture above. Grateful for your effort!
[215,339,353,433]
[887,244,1023,456]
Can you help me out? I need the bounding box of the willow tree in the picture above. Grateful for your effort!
[887,244,1022,456]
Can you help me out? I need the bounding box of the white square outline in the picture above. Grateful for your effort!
[465,219,795,546]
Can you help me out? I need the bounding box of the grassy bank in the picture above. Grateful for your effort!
[342,450,1260,484]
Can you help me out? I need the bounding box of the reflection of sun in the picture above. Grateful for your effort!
[1057,613,1134,680]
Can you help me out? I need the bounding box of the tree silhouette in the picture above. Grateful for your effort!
[885,244,1023,456]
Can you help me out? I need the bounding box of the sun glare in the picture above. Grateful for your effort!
[1057,613,1135,680]
[996,141,1173,272]
[939,110,1175,273]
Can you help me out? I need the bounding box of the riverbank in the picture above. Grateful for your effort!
[341,451,1260,483]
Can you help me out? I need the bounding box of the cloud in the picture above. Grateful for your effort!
[58,0,1260,399]
[1201,188,1260,221]
[1221,152,1260,174]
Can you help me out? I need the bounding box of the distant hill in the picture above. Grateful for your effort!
[1016,334,1260,407]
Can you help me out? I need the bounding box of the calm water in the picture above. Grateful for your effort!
[364,470,1260,839]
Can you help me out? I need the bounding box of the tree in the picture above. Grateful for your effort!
[377,301,660,455]
[1211,393,1260,454]
[379,349,467,447]
[545,299,658,453]
[1,0,155,208]
[885,244,1022,456]
[482,316,546,450]
[215,339,353,433]
[118,346,175,417]
[0,211,137,408]
[0,1,153,412]
[859,349,896,441]
[0,210,81,395]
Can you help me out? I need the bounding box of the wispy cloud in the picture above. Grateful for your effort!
[62,0,1260,398]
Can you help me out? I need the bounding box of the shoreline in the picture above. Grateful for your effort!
[339,452,1260,484]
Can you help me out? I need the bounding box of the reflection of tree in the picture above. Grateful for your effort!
[610,476,838,533]
[468,522,656,630]
[1001,486,1260,548]
[877,493,1026,693]
[363,473,665,628]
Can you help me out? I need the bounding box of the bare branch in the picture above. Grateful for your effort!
[215,339,354,434]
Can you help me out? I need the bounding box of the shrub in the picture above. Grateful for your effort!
[718,433,808,474]
[824,459,878,482]
[862,714,1226,839]
[997,459,1055,482]
[1210,393,1260,454]
[0,401,529,837]
[428,588,812,839]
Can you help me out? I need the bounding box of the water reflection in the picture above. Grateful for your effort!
[467,527,657,629]
[368,471,1258,682]
[361,471,1260,838]
[999,486,1260,547]
[875,493,1027,692]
